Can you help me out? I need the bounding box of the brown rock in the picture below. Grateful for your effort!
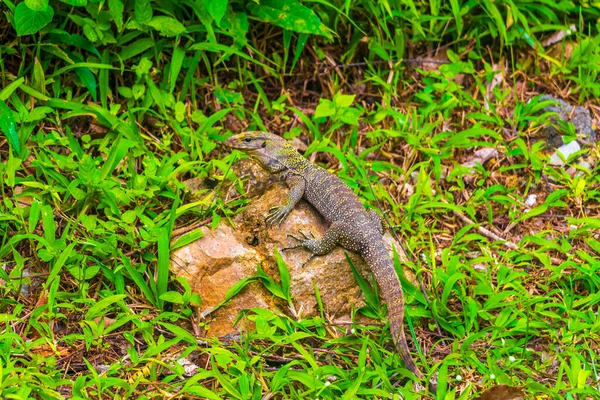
[171,183,410,338]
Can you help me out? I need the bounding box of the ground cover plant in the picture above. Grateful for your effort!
[1,0,600,398]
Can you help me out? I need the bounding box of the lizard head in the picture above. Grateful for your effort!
[224,131,292,173]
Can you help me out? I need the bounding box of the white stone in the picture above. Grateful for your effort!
[524,194,537,207]
[549,141,581,166]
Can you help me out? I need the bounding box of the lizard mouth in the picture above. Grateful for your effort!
[223,136,243,149]
[223,132,263,150]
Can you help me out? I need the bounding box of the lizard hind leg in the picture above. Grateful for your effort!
[283,222,350,267]
[367,209,384,235]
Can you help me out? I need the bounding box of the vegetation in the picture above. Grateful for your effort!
[1,0,599,398]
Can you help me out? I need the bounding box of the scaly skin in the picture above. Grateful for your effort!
[225,131,435,394]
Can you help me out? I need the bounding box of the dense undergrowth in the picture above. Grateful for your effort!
[1,0,600,398]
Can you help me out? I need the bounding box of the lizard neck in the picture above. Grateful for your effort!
[277,146,313,175]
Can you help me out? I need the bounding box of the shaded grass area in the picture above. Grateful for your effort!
[1,0,600,398]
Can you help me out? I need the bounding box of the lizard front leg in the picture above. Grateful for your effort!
[265,174,306,226]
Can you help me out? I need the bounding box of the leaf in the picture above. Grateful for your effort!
[158,322,198,345]
[108,0,124,30]
[314,99,335,119]
[74,67,97,101]
[120,38,156,60]
[62,0,87,5]
[449,0,463,36]
[45,242,76,289]
[156,226,171,310]
[0,100,20,156]
[24,0,48,12]
[274,248,291,304]
[335,94,356,108]
[159,291,184,304]
[86,294,127,320]
[169,46,186,94]
[0,77,24,100]
[203,0,228,25]
[14,2,54,36]
[26,106,53,122]
[145,16,186,37]
[246,0,331,38]
[171,228,204,250]
[134,0,152,23]
[48,31,101,57]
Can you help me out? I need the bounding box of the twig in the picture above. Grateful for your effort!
[452,210,519,250]
[451,209,566,266]
[334,59,450,68]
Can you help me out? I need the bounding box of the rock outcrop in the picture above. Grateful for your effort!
[171,166,409,338]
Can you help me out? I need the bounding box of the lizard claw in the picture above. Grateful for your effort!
[282,230,316,251]
[300,254,315,268]
[282,233,305,251]
[265,205,290,226]
[282,233,316,267]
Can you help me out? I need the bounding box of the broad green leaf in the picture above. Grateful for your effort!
[0,100,20,156]
[99,134,138,180]
[169,46,185,94]
[24,0,48,12]
[203,0,228,25]
[158,322,198,345]
[74,67,97,101]
[120,38,155,60]
[247,0,331,38]
[134,0,152,23]
[314,99,335,119]
[49,31,101,57]
[45,242,76,289]
[108,0,124,30]
[32,58,45,94]
[14,2,54,36]
[26,106,53,122]
[159,291,184,304]
[62,0,87,5]
[86,294,127,320]
[145,16,186,37]
[0,77,25,100]
[171,228,204,250]
[335,94,356,107]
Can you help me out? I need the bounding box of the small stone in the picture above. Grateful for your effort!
[549,140,581,166]
[535,95,595,148]
[524,194,537,207]
[473,264,488,272]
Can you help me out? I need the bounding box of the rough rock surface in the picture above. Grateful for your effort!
[171,178,409,338]
[537,95,595,148]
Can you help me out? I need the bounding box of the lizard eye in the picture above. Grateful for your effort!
[244,137,252,143]
[261,141,267,148]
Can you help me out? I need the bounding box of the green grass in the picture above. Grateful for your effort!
[1,0,600,398]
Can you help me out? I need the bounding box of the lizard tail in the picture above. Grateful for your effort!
[366,242,437,394]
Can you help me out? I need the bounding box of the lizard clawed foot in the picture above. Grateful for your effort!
[282,230,314,251]
[265,205,290,226]
[282,231,317,268]
[282,231,307,251]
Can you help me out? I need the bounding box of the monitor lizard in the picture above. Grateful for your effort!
[224,131,435,394]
